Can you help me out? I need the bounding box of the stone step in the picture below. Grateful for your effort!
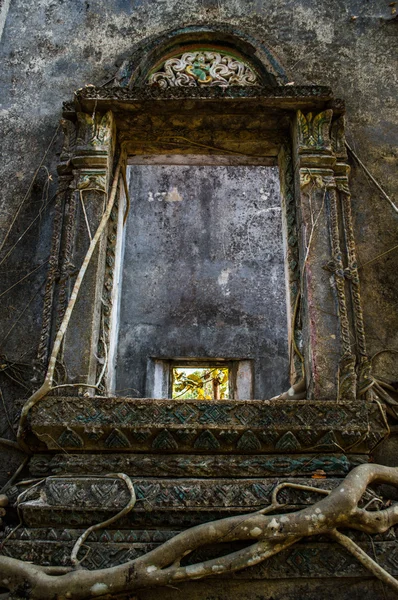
[1,533,397,580]
[29,453,358,478]
[18,476,340,528]
[28,396,386,453]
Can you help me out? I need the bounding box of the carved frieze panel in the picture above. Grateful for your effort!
[28,397,387,453]
[73,84,334,105]
[18,476,340,529]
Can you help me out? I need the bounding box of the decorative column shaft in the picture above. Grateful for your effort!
[294,110,356,400]
[35,119,76,377]
[59,110,116,388]
[331,117,371,397]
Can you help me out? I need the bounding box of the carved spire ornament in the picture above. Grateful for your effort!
[148,51,259,88]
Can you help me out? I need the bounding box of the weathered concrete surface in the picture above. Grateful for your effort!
[117,165,288,398]
[0,0,396,473]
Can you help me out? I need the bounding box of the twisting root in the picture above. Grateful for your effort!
[330,530,398,594]
[0,464,397,598]
[70,473,136,566]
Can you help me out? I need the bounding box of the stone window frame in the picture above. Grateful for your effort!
[35,30,369,408]
[25,28,387,456]
[45,85,369,403]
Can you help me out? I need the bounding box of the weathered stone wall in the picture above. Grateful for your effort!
[0,0,396,520]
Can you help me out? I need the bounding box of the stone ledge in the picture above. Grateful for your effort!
[18,476,340,528]
[28,397,387,453]
[1,537,396,579]
[29,453,356,478]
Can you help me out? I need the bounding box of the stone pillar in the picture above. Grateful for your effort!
[278,143,302,385]
[331,117,371,397]
[59,110,116,388]
[293,110,356,400]
[35,119,77,379]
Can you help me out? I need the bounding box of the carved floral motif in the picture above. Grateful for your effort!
[148,51,259,88]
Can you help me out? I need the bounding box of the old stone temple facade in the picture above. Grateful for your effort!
[0,2,397,599]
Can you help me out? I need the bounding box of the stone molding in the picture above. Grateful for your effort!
[28,397,387,453]
[1,537,396,579]
[29,453,353,478]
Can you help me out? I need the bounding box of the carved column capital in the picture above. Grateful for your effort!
[72,110,115,169]
[296,110,335,168]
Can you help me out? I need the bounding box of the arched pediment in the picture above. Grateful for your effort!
[114,24,288,87]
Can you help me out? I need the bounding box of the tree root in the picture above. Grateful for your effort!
[71,474,136,566]
[0,463,397,599]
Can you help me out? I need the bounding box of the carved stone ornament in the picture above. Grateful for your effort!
[28,397,388,454]
[330,115,348,160]
[75,171,107,193]
[297,109,333,154]
[2,533,397,578]
[148,51,259,88]
[76,110,113,150]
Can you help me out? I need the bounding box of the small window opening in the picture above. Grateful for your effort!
[172,366,229,400]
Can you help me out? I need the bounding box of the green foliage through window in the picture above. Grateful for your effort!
[172,367,229,400]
